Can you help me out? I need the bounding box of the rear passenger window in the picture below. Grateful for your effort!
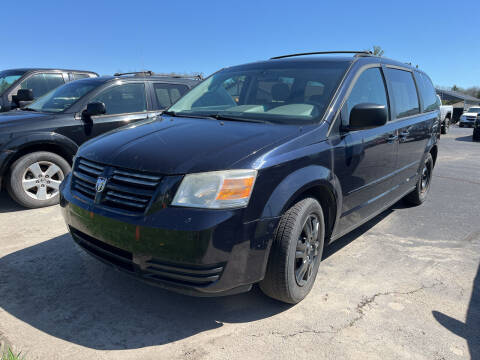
[153,83,189,109]
[20,73,65,98]
[343,67,389,122]
[414,72,439,112]
[385,68,420,118]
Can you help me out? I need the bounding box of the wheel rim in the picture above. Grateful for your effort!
[295,214,320,287]
[22,161,64,201]
[420,161,431,194]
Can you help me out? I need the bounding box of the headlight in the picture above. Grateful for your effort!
[172,169,257,209]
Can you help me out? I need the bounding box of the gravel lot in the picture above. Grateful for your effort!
[0,126,479,360]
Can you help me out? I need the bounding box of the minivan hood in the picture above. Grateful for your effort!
[79,116,303,174]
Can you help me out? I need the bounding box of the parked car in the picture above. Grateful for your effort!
[473,116,480,141]
[60,51,440,304]
[0,71,201,208]
[459,106,480,127]
[0,68,98,112]
[437,95,452,134]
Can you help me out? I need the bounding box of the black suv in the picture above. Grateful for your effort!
[60,52,440,304]
[0,71,200,208]
[0,68,98,112]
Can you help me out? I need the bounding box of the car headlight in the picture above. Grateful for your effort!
[172,169,257,209]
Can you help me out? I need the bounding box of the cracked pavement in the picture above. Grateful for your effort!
[0,126,479,360]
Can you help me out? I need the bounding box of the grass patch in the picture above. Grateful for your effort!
[1,348,24,360]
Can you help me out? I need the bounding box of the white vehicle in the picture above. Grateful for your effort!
[459,106,480,127]
[437,95,453,134]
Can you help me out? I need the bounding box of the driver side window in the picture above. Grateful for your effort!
[343,67,389,125]
[91,83,147,115]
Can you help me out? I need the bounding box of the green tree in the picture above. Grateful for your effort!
[452,85,459,92]
[372,45,384,57]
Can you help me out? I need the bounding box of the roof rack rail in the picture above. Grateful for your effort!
[270,51,373,60]
[153,73,203,80]
[114,71,154,77]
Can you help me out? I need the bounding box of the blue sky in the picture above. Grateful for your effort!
[2,0,479,88]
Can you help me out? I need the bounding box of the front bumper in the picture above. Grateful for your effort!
[60,175,279,297]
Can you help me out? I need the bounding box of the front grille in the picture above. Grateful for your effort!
[466,116,476,121]
[70,227,224,288]
[71,158,162,215]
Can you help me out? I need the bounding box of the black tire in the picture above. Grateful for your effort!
[404,153,433,206]
[259,198,325,304]
[459,123,464,128]
[7,151,71,208]
[441,118,449,135]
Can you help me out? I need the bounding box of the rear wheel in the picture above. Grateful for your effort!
[259,198,325,304]
[404,153,433,206]
[441,118,450,134]
[7,151,71,208]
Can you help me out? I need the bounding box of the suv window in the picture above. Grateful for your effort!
[385,69,420,118]
[72,73,90,81]
[91,83,147,115]
[343,67,389,122]
[20,73,65,98]
[153,83,189,109]
[415,72,439,112]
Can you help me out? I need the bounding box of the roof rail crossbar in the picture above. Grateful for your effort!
[270,51,373,60]
[114,71,154,77]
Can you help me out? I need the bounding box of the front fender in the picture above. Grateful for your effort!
[0,132,78,175]
[260,165,342,223]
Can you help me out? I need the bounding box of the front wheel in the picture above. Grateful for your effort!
[404,153,433,206]
[260,198,325,304]
[7,151,71,208]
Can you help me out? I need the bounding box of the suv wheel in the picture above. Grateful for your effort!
[259,198,325,304]
[404,153,433,206]
[441,118,449,134]
[7,151,71,208]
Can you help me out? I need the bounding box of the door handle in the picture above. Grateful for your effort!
[387,134,398,143]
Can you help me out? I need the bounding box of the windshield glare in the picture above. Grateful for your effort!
[467,107,480,113]
[27,80,99,113]
[168,62,350,123]
[0,70,25,94]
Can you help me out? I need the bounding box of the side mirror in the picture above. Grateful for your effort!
[348,103,387,131]
[12,89,35,108]
[83,102,106,118]
[16,89,34,102]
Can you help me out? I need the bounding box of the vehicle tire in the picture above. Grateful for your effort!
[441,118,449,134]
[404,153,433,206]
[7,151,71,208]
[259,198,325,304]
[459,123,464,128]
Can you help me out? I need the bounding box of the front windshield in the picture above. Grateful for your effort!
[168,61,350,123]
[27,79,99,113]
[0,70,25,94]
[467,107,480,114]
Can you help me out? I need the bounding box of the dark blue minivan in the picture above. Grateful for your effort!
[60,51,440,303]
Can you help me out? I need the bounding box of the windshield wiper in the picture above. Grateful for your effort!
[208,114,267,124]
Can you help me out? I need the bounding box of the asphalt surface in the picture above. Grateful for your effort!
[0,126,479,360]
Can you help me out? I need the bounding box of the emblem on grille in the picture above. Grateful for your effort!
[95,177,107,193]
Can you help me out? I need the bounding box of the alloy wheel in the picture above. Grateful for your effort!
[22,161,64,201]
[295,214,320,287]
